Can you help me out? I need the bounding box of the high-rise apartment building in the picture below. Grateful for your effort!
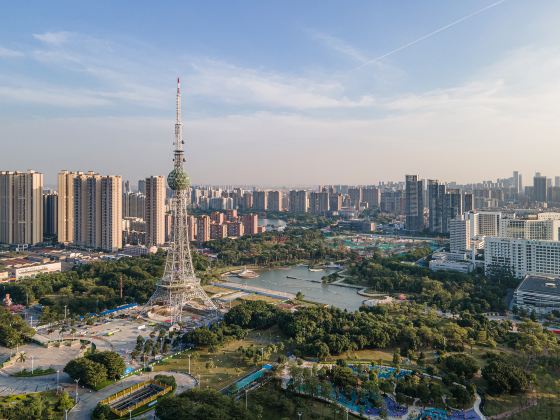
[380,190,404,215]
[73,172,122,251]
[186,215,197,242]
[43,191,58,241]
[309,191,329,215]
[0,170,43,245]
[443,188,462,233]
[405,175,424,231]
[57,170,79,243]
[533,174,548,202]
[123,192,146,219]
[288,190,308,213]
[348,187,362,209]
[242,213,259,235]
[329,193,343,212]
[267,191,281,212]
[427,180,445,233]
[242,192,253,210]
[463,192,473,212]
[253,190,268,211]
[145,176,166,246]
[362,187,380,208]
[196,215,210,242]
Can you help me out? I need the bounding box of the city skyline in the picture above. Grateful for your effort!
[2,1,560,184]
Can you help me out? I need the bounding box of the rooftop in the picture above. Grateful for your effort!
[517,275,560,297]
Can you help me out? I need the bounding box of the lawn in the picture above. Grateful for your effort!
[239,294,284,304]
[328,348,395,364]
[12,367,56,377]
[154,328,284,390]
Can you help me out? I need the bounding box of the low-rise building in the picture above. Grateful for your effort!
[513,275,560,315]
[429,252,474,273]
[14,261,62,280]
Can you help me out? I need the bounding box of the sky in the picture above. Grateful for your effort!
[1,0,560,187]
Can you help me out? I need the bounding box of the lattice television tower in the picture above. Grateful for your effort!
[147,78,216,323]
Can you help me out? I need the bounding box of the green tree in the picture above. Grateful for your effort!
[87,351,125,380]
[57,391,74,412]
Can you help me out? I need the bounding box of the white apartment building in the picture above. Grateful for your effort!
[449,211,501,253]
[499,217,560,241]
[484,237,560,278]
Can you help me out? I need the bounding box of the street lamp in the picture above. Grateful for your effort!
[188,354,191,375]
[74,378,80,403]
[31,355,34,375]
[245,389,248,410]
[56,370,60,392]
[297,412,302,420]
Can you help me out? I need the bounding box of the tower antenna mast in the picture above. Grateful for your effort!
[147,79,216,323]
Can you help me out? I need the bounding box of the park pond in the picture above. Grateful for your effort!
[259,218,287,231]
[227,265,366,311]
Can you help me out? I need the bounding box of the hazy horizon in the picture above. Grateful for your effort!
[2,1,560,186]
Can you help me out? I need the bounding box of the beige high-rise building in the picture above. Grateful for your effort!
[57,170,79,243]
[73,172,122,252]
[145,176,166,246]
[0,170,43,245]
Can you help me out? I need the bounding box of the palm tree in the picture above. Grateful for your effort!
[16,352,26,372]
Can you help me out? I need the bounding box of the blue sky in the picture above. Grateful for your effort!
[1,1,560,186]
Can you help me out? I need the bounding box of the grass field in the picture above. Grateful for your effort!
[154,328,283,390]
[328,348,395,364]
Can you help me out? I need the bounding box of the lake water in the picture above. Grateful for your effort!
[259,218,287,231]
[227,265,365,311]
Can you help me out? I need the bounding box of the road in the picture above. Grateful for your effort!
[0,369,67,395]
[68,371,195,420]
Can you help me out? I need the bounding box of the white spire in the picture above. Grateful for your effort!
[174,77,183,166]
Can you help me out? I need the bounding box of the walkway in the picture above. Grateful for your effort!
[214,282,296,300]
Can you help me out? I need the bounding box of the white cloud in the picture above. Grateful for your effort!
[33,31,73,46]
[187,59,375,110]
[308,30,368,63]
[0,47,24,58]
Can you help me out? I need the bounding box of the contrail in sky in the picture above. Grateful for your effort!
[353,0,508,71]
